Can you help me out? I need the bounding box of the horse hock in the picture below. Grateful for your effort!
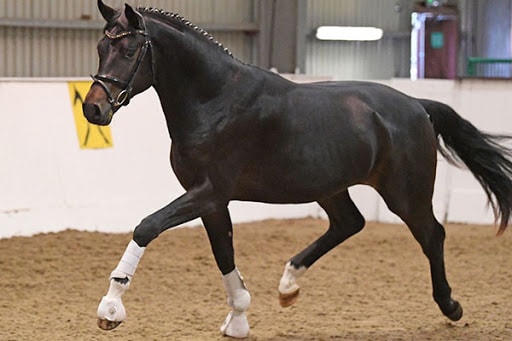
[97,240,145,330]
[220,268,251,338]
[278,261,307,307]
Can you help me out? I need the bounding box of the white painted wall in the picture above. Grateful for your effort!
[1,78,510,238]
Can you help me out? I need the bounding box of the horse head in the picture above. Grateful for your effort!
[83,0,154,126]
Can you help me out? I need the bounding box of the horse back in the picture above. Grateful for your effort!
[232,79,435,202]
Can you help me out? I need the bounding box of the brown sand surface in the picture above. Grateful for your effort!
[1,218,511,340]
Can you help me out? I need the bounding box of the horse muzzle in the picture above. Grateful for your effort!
[83,101,114,126]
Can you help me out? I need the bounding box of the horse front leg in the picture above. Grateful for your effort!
[97,180,223,330]
[202,209,251,339]
[97,240,144,330]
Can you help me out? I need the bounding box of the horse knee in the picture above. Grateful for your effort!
[133,216,160,247]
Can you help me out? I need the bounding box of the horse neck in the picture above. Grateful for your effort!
[146,18,239,115]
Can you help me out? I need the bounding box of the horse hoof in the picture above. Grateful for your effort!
[220,311,250,339]
[446,301,463,321]
[97,295,126,329]
[279,288,300,307]
[97,318,122,330]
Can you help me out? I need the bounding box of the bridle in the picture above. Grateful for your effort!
[91,29,152,113]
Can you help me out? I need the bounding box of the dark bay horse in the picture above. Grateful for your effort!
[83,1,512,338]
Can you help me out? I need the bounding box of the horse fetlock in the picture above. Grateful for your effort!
[221,269,251,338]
[278,261,306,307]
[97,277,130,328]
[226,288,251,312]
[96,273,131,331]
[439,298,463,321]
[223,268,251,311]
[110,269,131,282]
[220,310,250,339]
[106,274,131,298]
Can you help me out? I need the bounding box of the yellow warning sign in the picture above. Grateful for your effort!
[68,81,113,149]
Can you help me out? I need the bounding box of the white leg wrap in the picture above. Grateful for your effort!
[97,240,145,323]
[223,268,251,311]
[220,268,251,338]
[278,261,307,295]
[110,240,145,279]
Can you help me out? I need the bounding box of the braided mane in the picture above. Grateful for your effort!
[137,7,234,58]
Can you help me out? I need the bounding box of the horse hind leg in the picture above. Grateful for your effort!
[378,182,463,321]
[405,213,462,321]
[278,190,365,307]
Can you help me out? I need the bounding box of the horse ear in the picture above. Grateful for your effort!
[98,0,116,22]
[124,4,145,30]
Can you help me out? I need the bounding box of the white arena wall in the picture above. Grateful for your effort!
[1,77,510,238]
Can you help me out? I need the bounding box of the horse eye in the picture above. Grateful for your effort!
[125,49,136,58]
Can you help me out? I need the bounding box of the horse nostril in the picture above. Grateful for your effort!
[83,102,102,122]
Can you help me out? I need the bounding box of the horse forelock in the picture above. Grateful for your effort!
[102,9,136,36]
[103,12,122,33]
[136,7,234,58]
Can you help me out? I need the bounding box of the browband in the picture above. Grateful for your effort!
[104,29,147,40]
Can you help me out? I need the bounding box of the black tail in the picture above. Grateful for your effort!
[418,98,512,235]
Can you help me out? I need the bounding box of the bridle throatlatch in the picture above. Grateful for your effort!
[91,29,152,113]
